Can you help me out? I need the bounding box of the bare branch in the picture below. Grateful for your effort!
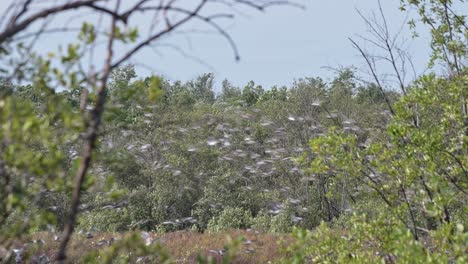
[233,0,304,11]
[349,37,395,115]
[56,0,122,261]
[0,0,105,44]
[111,0,209,69]
[7,0,34,29]
[356,0,409,94]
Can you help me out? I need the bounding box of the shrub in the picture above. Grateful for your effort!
[282,213,467,264]
[207,207,253,232]
[251,212,272,232]
[78,208,131,232]
[270,211,294,233]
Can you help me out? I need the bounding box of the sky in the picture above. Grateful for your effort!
[1,0,434,89]
[130,0,431,89]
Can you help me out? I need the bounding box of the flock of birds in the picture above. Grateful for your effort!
[94,103,370,230]
[5,100,382,263]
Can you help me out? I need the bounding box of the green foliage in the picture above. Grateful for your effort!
[102,150,145,190]
[0,86,82,240]
[400,0,467,74]
[1,1,466,262]
[189,73,215,103]
[219,79,241,102]
[250,213,272,232]
[284,213,467,264]
[2,63,465,262]
[79,208,131,232]
[297,63,467,264]
[207,207,253,232]
[286,2,468,260]
[269,211,294,233]
[242,81,264,106]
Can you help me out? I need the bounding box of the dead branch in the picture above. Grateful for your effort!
[349,37,395,115]
[0,0,105,44]
[56,0,122,262]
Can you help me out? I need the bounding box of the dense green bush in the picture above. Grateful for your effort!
[79,208,131,232]
[207,207,253,232]
[283,213,467,264]
[250,212,272,232]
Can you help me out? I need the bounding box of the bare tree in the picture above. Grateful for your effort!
[0,0,301,261]
[349,0,419,115]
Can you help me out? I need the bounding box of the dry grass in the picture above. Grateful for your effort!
[161,230,291,263]
[2,230,292,263]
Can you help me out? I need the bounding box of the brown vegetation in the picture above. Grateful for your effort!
[5,230,291,263]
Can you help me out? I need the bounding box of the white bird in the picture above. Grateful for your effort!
[207,138,219,146]
[140,232,152,246]
[13,248,24,263]
[96,240,107,246]
[208,249,225,256]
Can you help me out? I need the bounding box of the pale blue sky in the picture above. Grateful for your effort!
[130,0,431,88]
[1,0,434,89]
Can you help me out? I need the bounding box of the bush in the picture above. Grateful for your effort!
[250,205,298,233]
[207,207,253,232]
[194,171,266,228]
[78,208,131,232]
[282,213,467,264]
[270,211,294,233]
[251,212,272,232]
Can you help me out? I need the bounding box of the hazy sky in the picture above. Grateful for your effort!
[1,0,433,89]
[132,0,431,88]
